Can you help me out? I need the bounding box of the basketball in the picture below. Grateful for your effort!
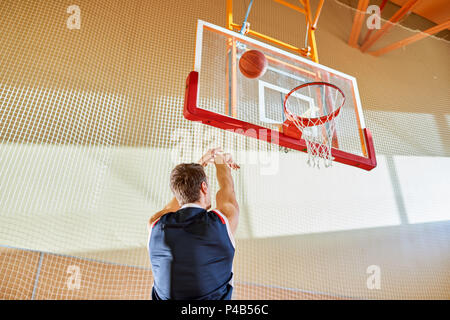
[239,50,268,79]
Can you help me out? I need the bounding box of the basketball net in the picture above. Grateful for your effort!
[283,82,345,169]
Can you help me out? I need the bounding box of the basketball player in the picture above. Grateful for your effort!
[148,148,240,300]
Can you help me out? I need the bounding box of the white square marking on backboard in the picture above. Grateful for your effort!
[258,80,315,124]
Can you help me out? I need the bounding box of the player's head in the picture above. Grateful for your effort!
[170,163,211,210]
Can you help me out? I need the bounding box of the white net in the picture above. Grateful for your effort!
[284,82,345,168]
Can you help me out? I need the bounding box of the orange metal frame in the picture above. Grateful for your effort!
[226,0,323,63]
[348,0,446,57]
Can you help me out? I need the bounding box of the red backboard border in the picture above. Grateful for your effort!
[184,71,377,171]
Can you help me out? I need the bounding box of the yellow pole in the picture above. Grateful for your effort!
[226,0,320,61]
[226,0,233,30]
[304,0,319,63]
[225,0,237,117]
[312,0,325,30]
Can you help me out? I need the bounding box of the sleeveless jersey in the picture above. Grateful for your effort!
[148,203,235,300]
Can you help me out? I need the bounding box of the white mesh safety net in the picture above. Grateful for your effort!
[0,0,449,300]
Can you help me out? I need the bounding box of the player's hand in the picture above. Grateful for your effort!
[198,147,223,167]
[214,151,240,170]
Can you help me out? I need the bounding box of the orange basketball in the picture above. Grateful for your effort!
[239,50,268,79]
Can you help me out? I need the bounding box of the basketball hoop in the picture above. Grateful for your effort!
[283,82,345,168]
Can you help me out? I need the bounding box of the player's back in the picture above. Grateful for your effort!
[148,204,235,300]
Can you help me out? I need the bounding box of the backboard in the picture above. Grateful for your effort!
[184,20,376,170]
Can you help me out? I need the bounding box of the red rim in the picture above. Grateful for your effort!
[283,81,346,127]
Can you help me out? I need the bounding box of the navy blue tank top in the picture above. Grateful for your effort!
[148,204,235,300]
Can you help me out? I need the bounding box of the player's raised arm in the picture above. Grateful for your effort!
[214,152,240,235]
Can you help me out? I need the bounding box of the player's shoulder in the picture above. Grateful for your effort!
[213,203,239,235]
[157,211,178,223]
[148,211,176,228]
[208,208,229,225]
[208,208,236,247]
